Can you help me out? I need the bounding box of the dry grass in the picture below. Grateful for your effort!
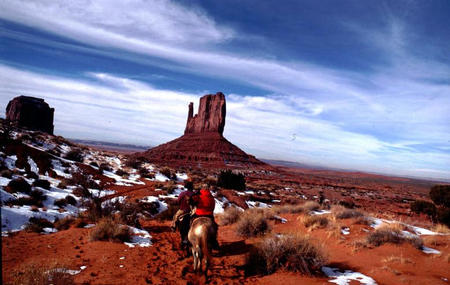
[382,254,414,265]
[302,215,329,230]
[423,235,447,247]
[367,224,423,249]
[54,216,75,231]
[9,259,75,285]
[89,217,131,242]
[432,224,450,234]
[246,234,327,275]
[236,208,271,237]
[353,215,373,226]
[218,206,242,225]
[272,201,320,214]
[331,205,364,219]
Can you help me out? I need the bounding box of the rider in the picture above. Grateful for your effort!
[190,184,220,250]
[171,180,194,248]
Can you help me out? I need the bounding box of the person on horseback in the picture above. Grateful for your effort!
[190,185,220,250]
[171,180,194,249]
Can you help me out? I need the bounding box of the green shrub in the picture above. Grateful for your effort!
[430,185,450,208]
[410,200,437,217]
[217,170,245,190]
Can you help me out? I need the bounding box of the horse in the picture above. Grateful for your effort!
[188,216,216,275]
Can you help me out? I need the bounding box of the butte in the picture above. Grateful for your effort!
[139,92,267,169]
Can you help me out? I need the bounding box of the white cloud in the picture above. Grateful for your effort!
[0,64,449,180]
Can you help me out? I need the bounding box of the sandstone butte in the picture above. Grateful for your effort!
[6,95,55,135]
[139,92,268,169]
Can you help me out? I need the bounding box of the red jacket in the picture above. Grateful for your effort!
[192,189,215,216]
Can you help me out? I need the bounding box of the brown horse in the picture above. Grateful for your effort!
[188,217,216,275]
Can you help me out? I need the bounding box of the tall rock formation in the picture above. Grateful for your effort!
[6,96,55,135]
[139,92,267,169]
[184,92,226,135]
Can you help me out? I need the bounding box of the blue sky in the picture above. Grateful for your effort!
[0,0,449,180]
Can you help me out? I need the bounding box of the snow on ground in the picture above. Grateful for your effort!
[103,170,144,186]
[370,218,446,236]
[4,155,17,169]
[322,267,377,285]
[246,200,271,208]
[1,189,15,202]
[125,226,152,248]
[422,246,441,254]
[153,172,170,182]
[27,157,39,173]
[176,173,188,181]
[140,196,168,214]
[341,227,350,235]
[1,205,75,234]
[310,210,332,215]
[214,197,229,214]
[89,189,115,198]
[0,177,11,187]
[273,215,287,223]
[51,159,73,179]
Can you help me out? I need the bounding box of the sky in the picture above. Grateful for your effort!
[0,0,449,180]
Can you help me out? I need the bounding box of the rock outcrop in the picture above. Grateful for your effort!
[184,92,226,135]
[140,92,267,169]
[6,96,54,134]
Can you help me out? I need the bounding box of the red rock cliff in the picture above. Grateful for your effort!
[184,92,226,135]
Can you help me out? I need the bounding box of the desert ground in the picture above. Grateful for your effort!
[1,125,449,285]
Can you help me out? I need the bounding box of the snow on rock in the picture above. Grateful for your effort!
[42,227,58,234]
[84,224,95,229]
[140,196,168,214]
[51,159,73,179]
[176,173,188,181]
[102,170,144,186]
[322,267,377,285]
[27,157,39,173]
[125,226,152,248]
[214,197,229,214]
[154,172,170,182]
[422,246,441,254]
[273,215,287,223]
[88,189,115,198]
[101,196,126,207]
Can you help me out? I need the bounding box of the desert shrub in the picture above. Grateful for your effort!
[338,199,356,209]
[115,169,129,177]
[125,156,143,169]
[204,175,217,187]
[302,201,320,212]
[138,167,155,179]
[84,196,105,222]
[64,149,83,162]
[117,202,142,228]
[72,186,92,198]
[69,172,100,189]
[160,166,175,180]
[437,207,450,227]
[430,185,450,207]
[25,171,39,180]
[9,190,46,207]
[54,198,67,208]
[65,195,77,206]
[54,216,75,231]
[89,217,131,242]
[57,180,68,189]
[217,170,245,190]
[410,200,437,218]
[303,215,329,229]
[236,209,270,237]
[9,260,75,285]
[33,179,51,190]
[367,226,423,249]
[89,161,99,167]
[0,169,12,178]
[432,224,450,234]
[332,206,364,219]
[6,177,31,194]
[156,202,178,221]
[219,206,242,225]
[353,215,373,226]
[246,234,327,275]
[99,163,112,173]
[25,217,54,233]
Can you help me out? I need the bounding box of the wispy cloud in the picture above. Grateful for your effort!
[0,64,448,180]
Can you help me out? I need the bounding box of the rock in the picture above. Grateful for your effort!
[139,92,268,169]
[6,96,54,134]
[184,92,226,135]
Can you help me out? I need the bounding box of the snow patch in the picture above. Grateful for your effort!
[124,226,152,248]
[310,210,331,215]
[27,157,39,174]
[140,196,168,214]
[322,267,377,285]
[422,246,440,254]
[341,227,350,235]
